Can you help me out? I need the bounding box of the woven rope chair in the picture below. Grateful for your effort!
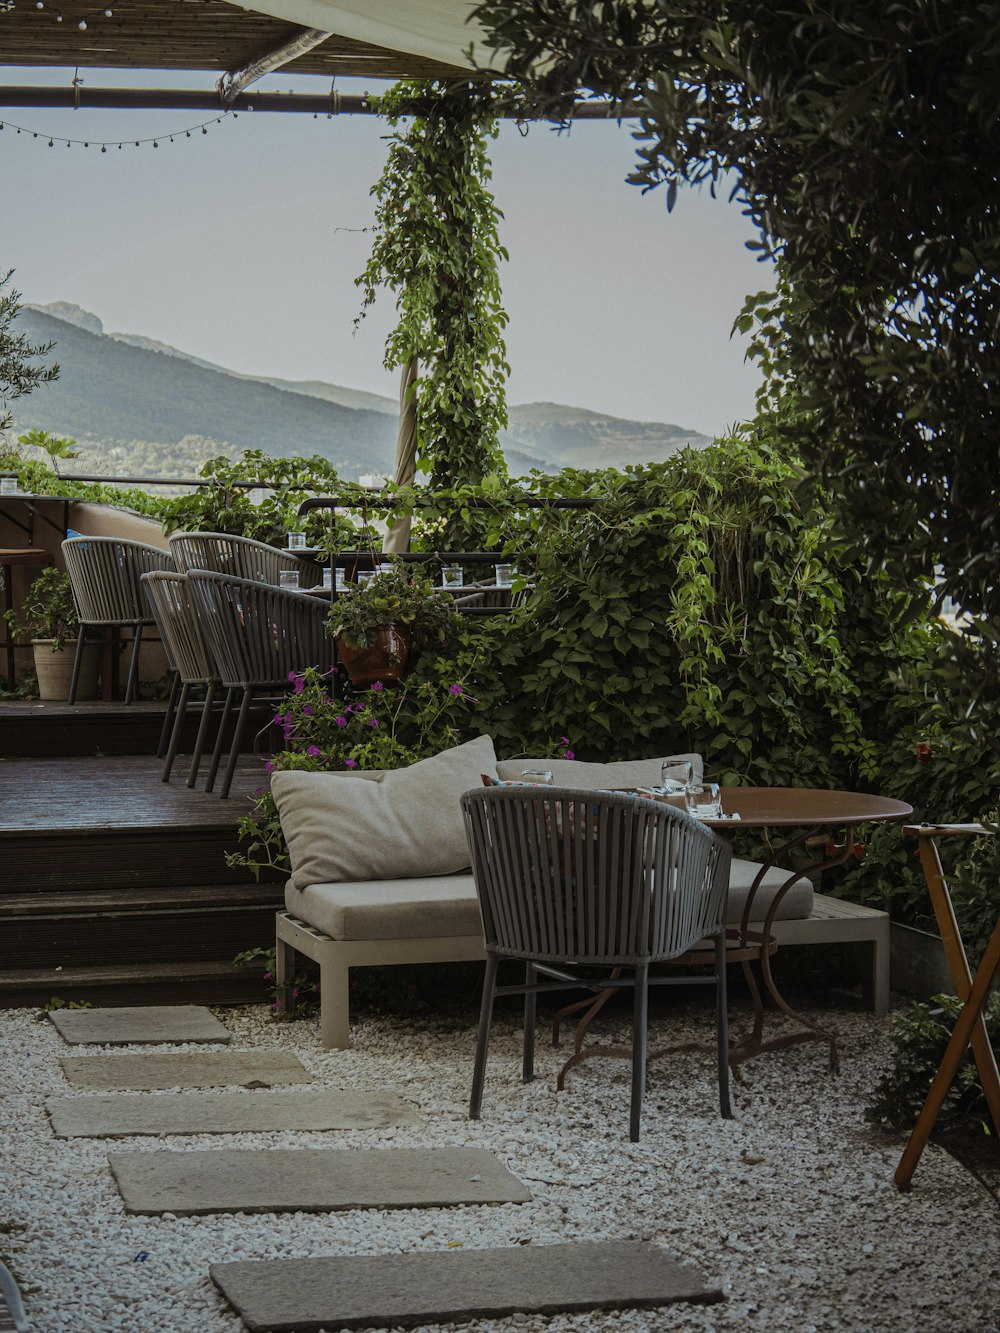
[169,531,321,588]
[187,570,336,799]
[61,536,174,705]
[142,571,220,787]
[461,786,733,1141]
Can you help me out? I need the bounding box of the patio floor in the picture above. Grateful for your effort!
[2,998,998,1333]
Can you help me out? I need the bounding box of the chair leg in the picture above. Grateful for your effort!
[218,686,253,800]
[523,962,536,1083]
[205,687,236,793]
[161,682,190,782]
[630,963,649,1143]
[187,681,216,788]
[157,671,181,756]
[124,624,143,705]
[67,631,86,705]
[716,929,733,1119]
[470,952,499,1121]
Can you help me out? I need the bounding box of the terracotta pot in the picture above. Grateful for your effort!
[336,624,410,687]
[32,638,101,701]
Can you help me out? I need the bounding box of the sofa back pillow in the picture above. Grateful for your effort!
[272,734,499,888]
[494,753,703,791]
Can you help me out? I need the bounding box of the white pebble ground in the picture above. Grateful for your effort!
[3,997,998,1333]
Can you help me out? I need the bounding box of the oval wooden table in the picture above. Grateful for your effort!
[554,786,913,1084]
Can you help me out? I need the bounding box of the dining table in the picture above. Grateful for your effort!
[555,785,913,1083]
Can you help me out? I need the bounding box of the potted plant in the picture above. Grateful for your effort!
[4,566,100,700]
[328,562,456,686]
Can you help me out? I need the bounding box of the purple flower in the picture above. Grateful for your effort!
[560,735,571,746]
[273,713,285,727]
[371,680,384,692]
[262,971,273,982]
[563,749,575,761]
[344,758,358,769]
[264,760,276,775]
[301,704,314,716]
[449,683,463,696]
[306,745,321,757]
[369,719,380,729]
[335,715,347,728]
[292,675,306,695]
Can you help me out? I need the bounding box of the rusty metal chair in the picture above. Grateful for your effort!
[169,531,321,588]
[186,570,336,799]
[462,786,733,1141]
[61,536,174,704]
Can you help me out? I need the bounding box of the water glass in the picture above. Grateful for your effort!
[335,568,348,592]
[441,565,464,590]
[521,769,554,785]
[661,758,694,793]
[494,563,514,587]
[321,567,333,590]
[684,782,722,819]
[278,569,300,590]
[287,532,307,551]
[0,476,17,496]
[357,570,375,588]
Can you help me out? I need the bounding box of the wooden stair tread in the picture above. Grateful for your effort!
[0,960,255,988]
[0,884,282,916]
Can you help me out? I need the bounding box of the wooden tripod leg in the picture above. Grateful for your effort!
[895,911,1000,1190]
[917,836,1000,1136]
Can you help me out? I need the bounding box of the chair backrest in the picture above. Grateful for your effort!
[62,536,174,625]
[461,786,731,967]
[141,571,215,685]
[186,569,336,690]
[169,531,320,588]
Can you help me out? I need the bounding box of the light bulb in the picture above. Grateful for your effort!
[78,18,86,28]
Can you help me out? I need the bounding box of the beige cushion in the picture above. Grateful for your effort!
[272,734,499,888]
[728,858,813,923]
[495,753,703,790]
[285,874,481,941]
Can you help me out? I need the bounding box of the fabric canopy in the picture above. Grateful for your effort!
[228,0,491,74]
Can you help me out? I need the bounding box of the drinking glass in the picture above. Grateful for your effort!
[357,570,375,588]
[278,569,300,590]
[321,567,333,590]
[0,477,17,496]
[287,532,307,551]
[441,565,464,590]
[494,563,514,587]
[335,568,348,592]
[684,782,722,819]
[661,758,694,793]
[521,769,554,785]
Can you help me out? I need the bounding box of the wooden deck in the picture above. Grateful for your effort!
[0,743,284,1007]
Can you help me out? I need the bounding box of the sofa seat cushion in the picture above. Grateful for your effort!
[285,874,481,942]
[271,734,499,888]
[728,858,813,924]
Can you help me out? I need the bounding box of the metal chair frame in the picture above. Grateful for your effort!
[462,786,733,1141]
[61,536,174,704]
[186,569,336,799]
[169,531,320,587]
[142,571,219,786]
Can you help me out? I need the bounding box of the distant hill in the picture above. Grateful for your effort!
[14,303,711,478]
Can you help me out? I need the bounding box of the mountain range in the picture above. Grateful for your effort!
[11,303,712,479]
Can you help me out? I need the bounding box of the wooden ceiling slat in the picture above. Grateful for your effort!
[0,0,471,77]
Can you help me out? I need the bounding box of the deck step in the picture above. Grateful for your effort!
[0,883,283,969]
[0,959,270,1008]
[0,699,275,758]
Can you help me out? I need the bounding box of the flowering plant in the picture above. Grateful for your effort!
[328,561,458,652]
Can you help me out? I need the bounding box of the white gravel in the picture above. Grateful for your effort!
[2,996,998,1333]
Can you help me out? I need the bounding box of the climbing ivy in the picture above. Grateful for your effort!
[356,80,510,494]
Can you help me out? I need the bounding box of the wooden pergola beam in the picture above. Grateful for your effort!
[216,27,334,103]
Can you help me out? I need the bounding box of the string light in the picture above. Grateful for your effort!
[0,111,232,150]
[0,111,230,149]
[15,1,115,27]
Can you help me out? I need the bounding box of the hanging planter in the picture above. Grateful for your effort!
[336,624,410,687]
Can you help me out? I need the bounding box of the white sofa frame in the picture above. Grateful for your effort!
[275,891,889,1049]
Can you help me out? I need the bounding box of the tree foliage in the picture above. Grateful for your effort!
[0,270,59,434]
[473,1,1000,629]
[357,80,510,491]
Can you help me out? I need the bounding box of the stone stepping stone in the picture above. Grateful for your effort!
[47,1090,419,1139]
[48,1004,229,1046]
[60,1050,311,1091]
[210,1241,722,1331]
[108,1147,531,1215]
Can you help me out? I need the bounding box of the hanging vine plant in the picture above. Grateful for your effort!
[356,80,511,499]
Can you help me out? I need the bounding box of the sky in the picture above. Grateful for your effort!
[3,66,768,438]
